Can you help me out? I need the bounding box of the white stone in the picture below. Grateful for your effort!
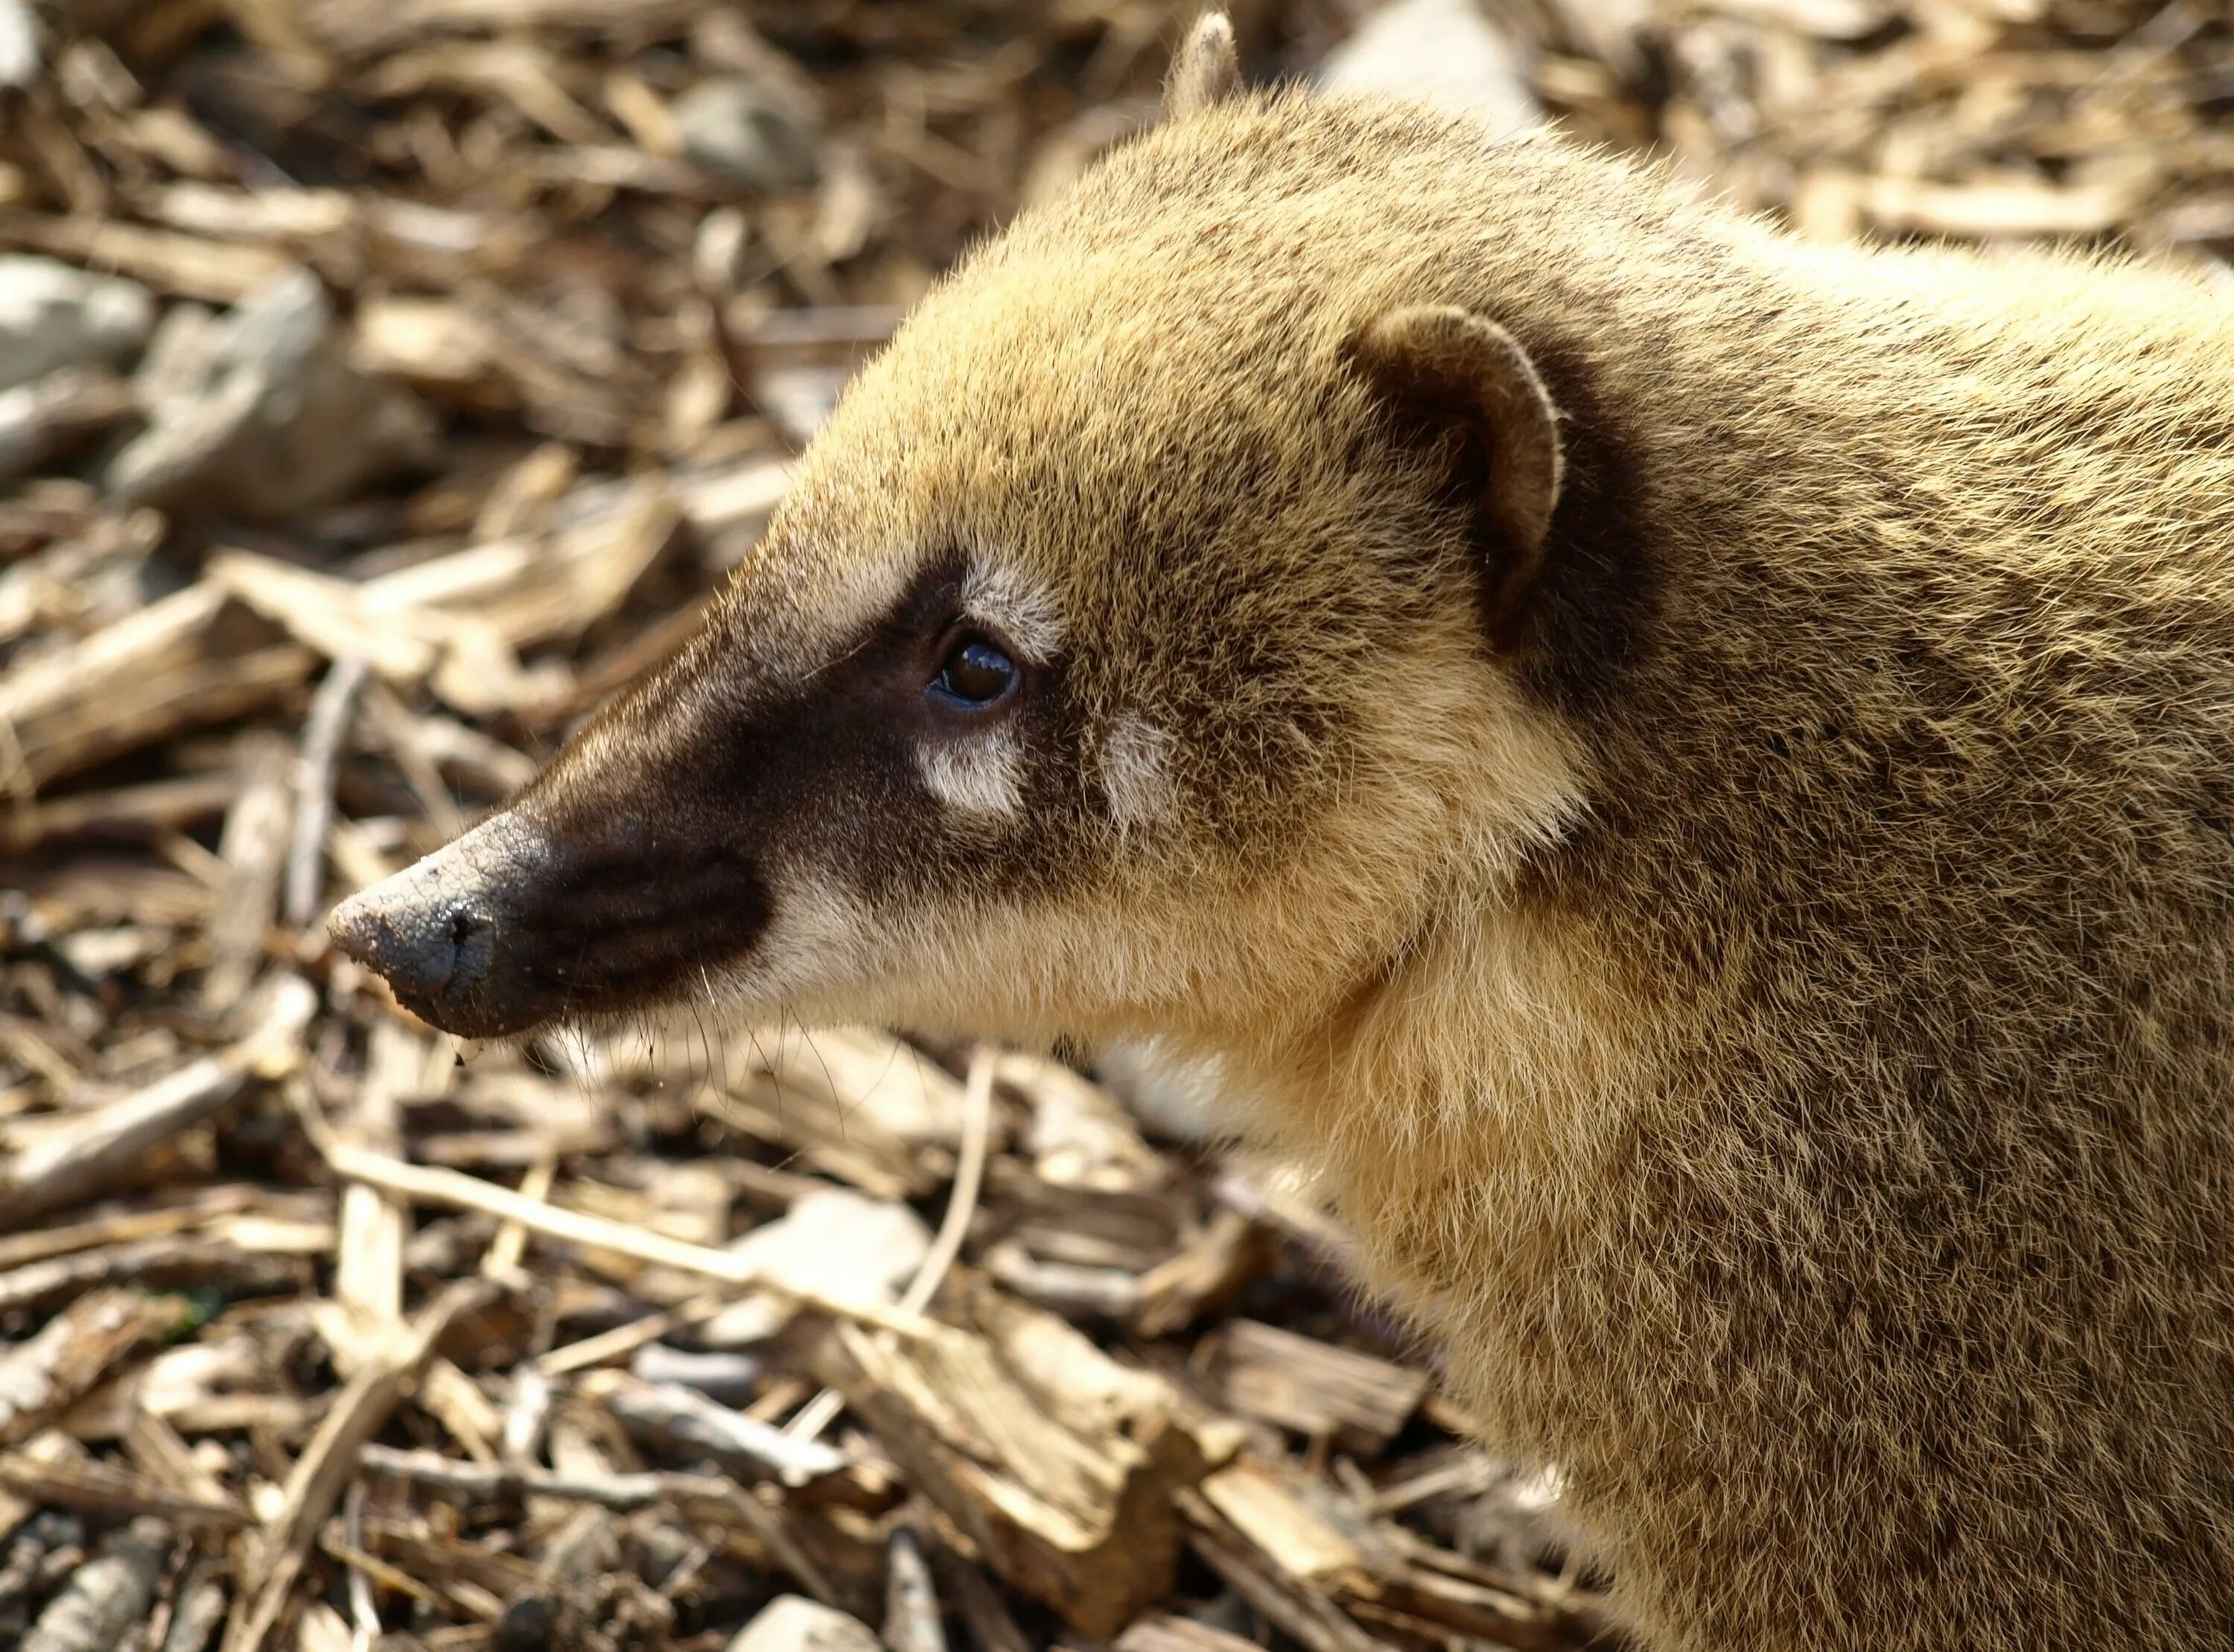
[700,1187,931,1347]
[1318,0,1541,141]
[725,1595,882,1652]
[674,76,821,191]
[106,266,435,520]
[0,0,38,90]
[0,256,154,392]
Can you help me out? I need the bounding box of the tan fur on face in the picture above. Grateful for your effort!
[507,69,2234,1652]
[1095,713,1177,834]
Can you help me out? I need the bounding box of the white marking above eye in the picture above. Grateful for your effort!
[918,729,1025,817]
[959,562,1063,663]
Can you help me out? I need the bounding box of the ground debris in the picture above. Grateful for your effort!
[20,1515,168,1652]
[0,0,2208,1648]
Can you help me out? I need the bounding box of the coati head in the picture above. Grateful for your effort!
[328,16,1589,1063]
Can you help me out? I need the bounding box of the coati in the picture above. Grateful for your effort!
[330,16,2234,1650]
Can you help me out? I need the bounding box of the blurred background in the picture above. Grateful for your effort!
[0,4,2227,1652]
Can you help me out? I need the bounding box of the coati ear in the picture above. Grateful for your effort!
[1349,306,1565,651]
[1165,13,1241,120]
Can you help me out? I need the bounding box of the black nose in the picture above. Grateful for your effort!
[328,891,494,1007]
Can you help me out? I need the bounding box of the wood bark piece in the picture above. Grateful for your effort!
[929,1541,1033,1652]
[351,297,517,412]
[335,1020,421,1327]
[351,1514,541,1620]
[0,1288,176,1447]
[881,1526,947,1652]
[0,1444,248,1531]
[0,977,316,1230]
[214,481,678,716]
[0,581,313,794]
[1177,1486,1397,1652]
[0,212,291,302]
[206,553,442,683]
[21,1516,171,1652]
[317,1025,503,1464]
[221,1278,495,1652]
[997,1049,1165,1193]
[1216,1320,1428,1455]
[696,1079,925,1202]
[0,1430,81,1543]
[159,1572,228,1652]
[122,1407,233,1512]
[301,1122,933,1336]
[1199,1462,1375,1595]
[198,732,293,1012]
[534,1295,725,1376]
[0,369,138,485]
[754,1024,973,1150]
[360,478,680,648]
[1,772,242,853]
[283,655,367,928]
[582,1371,846,1486]
[359,1441,756,1512]
[104,267,436,522]
[1198,1462,1599,1651]
[783,1044,991,1445]
[0,1190,249,1279]
[1131,1209,1267,1338]
[809,1276,1208,1638]
[0,1234,308,1317]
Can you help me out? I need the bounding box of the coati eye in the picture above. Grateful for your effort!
[930,637,1019,708]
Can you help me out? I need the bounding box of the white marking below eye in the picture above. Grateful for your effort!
[1098,714,1174,832]
[918,730,1025,818]
[759,873,877,981]
[960,563,1063,662]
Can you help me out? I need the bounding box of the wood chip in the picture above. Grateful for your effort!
[0,978,315,1229]
[0,1289,175,1448]
[1216,1321,1429,1455]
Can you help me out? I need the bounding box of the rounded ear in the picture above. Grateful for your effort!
[1165,12,1241,120]
[1349,306,1565,651]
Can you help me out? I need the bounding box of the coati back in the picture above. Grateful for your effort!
[332,20,2234,1648]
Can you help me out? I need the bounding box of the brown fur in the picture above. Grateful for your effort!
[334,63,2234,1652]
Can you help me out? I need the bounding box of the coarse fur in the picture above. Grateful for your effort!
[332,61,2234,1652]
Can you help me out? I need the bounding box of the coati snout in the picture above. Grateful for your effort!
[332,16,2234,1652]
[325,803,773,1039]
[330,559,1083,1039]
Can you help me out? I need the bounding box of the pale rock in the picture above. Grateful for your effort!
[999,1048,1167,1190]
[674,75,821,191]
[699,1187,929,1347]
[0,0,36,91]
[0,257,154,391]
[1094,1036,1241,1145]
[106,266,436,520]
[1318,0,1541,140]
[725,1596,881,1652]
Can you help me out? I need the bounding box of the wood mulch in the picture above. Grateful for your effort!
[0,1,2222,1649]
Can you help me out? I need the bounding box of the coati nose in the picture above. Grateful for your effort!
[324,811,547,1031]
[328,887,497,1004]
